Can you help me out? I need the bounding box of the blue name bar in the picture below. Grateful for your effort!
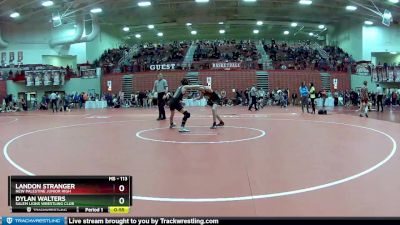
[2,217,64,225]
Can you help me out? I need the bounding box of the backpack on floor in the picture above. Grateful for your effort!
[318,109,327,115]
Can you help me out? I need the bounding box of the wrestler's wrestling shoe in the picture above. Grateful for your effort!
[179,127,190,132]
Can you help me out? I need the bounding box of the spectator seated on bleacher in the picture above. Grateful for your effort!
[263,40,352,72]
[192,40,260,70]
[98,42,189,73]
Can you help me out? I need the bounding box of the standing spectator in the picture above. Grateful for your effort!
[235,89,242,105]
[49,92,58,113]
[57,93,62,112]
[83,92,88,108]
[1,99,6,112]
[220,89,227,106]
[244,88,249,106]
[79,93,84,108]
[283,89,289,107]
[392,91,397,106]
[64,94,71,112]
[309,82,316,114]
[291,91,298,106]
[371,91,376,107]
[119,91,125,107]
[258,88,266,108]
[299,81,309,113]
[248,84,258,111]
[20,98,27,111]
[5,94,11,108]
[376,84,384,112]
[31,96,37,110]
[359,81,369,117]
[153,73,168,120]
[138,91,146,107]
[321,89,327,108]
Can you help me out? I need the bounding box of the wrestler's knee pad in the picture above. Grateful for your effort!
[183,111,191,120]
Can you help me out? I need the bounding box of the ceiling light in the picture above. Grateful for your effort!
[135,34,141,38]
[52,15,60,21]
[218,22,224,25]
[148,24,154,29]
[389,0,399,3]
[90,8,102,13]
[364,21,373,25]
[291,22,298,27]
[243,0,257,2]
[390,51,397,54]
[191,30,197,35]
[219,29,225,34]
[138,1,151,7]
[299,0,312,5]
[383,11,392,19]
[284,31,289,35]
[195,0,209,2]
[123,26,130,32]
[256,21,263,25]
[10,12,20,18]
[309,32,314,36]
[42,1,54,7]
[186,22,192,26]
[157,32,163,37]
[318,24,325,29]
[346,5,357,11]
[253,29,259,34]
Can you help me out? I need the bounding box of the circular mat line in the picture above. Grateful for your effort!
[2,117,397,202]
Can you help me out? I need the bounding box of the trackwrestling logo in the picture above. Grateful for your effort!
[2,217,65,225]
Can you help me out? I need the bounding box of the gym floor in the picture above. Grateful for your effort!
[0,106,399,216]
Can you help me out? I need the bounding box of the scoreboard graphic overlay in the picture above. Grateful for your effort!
[8,176,132,213]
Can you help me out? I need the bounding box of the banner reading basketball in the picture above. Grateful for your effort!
[212,62,241,69]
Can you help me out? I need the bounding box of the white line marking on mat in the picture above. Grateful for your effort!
[2,118,397,203]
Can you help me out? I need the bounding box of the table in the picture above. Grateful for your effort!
[315,97,334,107]
[85,100,107,109]
[183,98,207,107]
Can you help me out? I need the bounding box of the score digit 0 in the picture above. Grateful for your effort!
[119,185,125,192]
[119,197,125,205]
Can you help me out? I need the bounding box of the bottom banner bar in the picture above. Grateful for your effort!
[11,207,110,213]
[66,217,400,225]
[2,217,400,225]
